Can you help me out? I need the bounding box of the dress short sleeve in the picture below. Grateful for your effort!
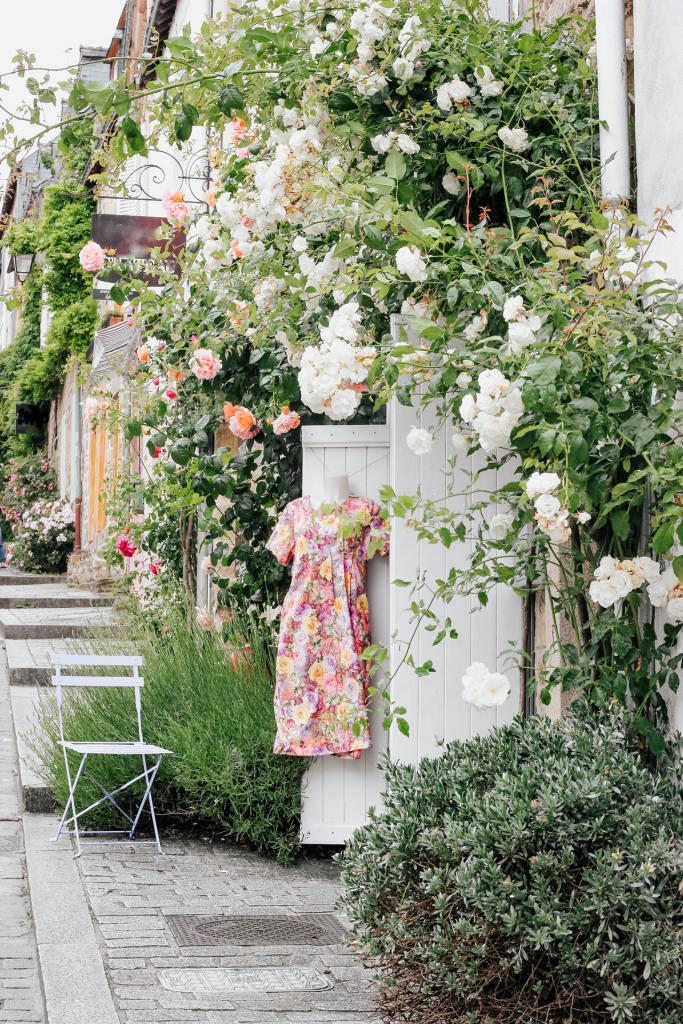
[360,500,390,561]
[266,503,296,565]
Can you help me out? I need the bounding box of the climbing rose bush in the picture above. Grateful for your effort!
[13,498,75,574]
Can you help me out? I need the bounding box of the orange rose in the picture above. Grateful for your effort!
[357,594,369,614]
[277,656,293,677]
[223,402,236,419]
[334,597,343,616]
[292,705,311,724]
[337,702,352,717]
[295,535,308,556]
[136,345,150,363]
[319,557,333,581]
[340,648,354,668]
[232,407,256,433]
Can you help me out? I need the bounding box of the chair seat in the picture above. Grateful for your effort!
[60,741,172,756]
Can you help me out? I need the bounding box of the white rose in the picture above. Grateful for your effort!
[501,388,524,419]
[478,368,508,398]
[452,429,472,453]
[371,133,394,154]
[489,512,514,540]
[407,426,434,455]
[667,597,683,622]
[462,663,510,710]
[459,394,477,423]
[535,493,561,518]
[474,65,504,98]
[328,388,360,421]
[456,372,472,390]
[608,570,634,598]
[435,76,471,111]
[481,79,503,98]
[526,472,561,498]
[442,171,461,196]
[507,320,536,352]
[503,295,525,322]
[473,411,510,451]
[576,511,591,525]
[396,134,420,155]
[647,569,676,608]
[633,556,660,583]
[594,555,621,580]
[462,661,487,689]
[589,579,619,608]
[498,126,529,152]
[393,56,415,83]
[292,235,308,252]
[396,245,428,282]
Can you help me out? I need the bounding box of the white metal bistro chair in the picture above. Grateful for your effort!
[50,654,172,857]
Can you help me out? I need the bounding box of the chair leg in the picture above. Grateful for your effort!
[129,755,164,854]
[52,752,87,851]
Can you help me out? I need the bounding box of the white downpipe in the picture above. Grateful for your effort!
[595,0,630,203]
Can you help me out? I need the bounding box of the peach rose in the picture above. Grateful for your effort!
[84,396,98,421]
[308,661,326,683]
[337,702,352,717]
[340,648,354,668]
[334,597,343,616]
[136,345,150,363]
[292,705,311,724]
[191,348,223,381]
[79,241,105,273]
[223,402,236,419]
[319,557,333,581]
[168,366,185,383]
[272,408,301,435]
[276,656,294,677]
[226,118,247,142]
[357,594,369,614]
[206,189,217,208]
[229,406,260,440]
[301,614,319,635]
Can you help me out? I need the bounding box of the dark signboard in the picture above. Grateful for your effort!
[90,214,185,290]
[15,402,50,438]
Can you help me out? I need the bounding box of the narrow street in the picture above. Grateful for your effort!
[0,569,377,1024]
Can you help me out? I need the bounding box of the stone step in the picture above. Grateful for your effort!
[0,583,115,608]
[9,684,55,813]
[0,569,67,586]
[0,606,114,640]
[5,638,105,685]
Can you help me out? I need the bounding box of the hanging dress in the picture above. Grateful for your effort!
[266,495,390,759]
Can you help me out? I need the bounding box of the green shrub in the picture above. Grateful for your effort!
[341,705,683,1024]
[0,451,57,540]
[17,298,98,403]
[27,597,308,863]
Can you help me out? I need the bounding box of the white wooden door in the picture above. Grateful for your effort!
[388,315,522,766]
[300,424,391,844]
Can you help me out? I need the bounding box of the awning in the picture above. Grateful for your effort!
[91,320,140,381]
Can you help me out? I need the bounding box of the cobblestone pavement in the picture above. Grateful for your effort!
[53,830,378,1024]
[0,652,45,1024]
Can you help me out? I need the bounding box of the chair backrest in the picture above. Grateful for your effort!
[51,654,145,746]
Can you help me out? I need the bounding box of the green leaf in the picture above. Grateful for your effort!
[363,225,386,250]
[120,115,146,154]
[611,508,630,541]
[396,717,410,737]
[620,413,657,453]
[333,238,357,259]
[672,556,683,584]
[110,285,126,305]
[445,150,468,171]
[591,210,609,231]
[125,420,143,440]
[527,355,561,385]
[217,83,244,115]
[385,150,407,180]
[653,520,676,555]
[518,34,536,53]
[635,715,651,736]
[648,729,666,756]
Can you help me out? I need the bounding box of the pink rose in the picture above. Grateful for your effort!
[116,534,136,558]
[190,348,223,381]
[226,119,247,142]
[136,345,150,363]
[272,408,301,435]
[165,389,177,400]
[79,241,105,273]
[229,406,260,440]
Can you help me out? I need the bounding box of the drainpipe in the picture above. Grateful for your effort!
[595,0,630,204]
[73,385,82,552]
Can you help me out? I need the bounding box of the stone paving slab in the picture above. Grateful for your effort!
[25,813,378,1023]
[0,571,66,587]
[0,607,114,640]
[0,650,46,1024]
[0,585,115,609]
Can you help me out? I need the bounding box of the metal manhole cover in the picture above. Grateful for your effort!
[158,967,333,993]
[166,913,348,946]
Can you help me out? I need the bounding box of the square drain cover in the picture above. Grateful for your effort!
[166,913,348,946]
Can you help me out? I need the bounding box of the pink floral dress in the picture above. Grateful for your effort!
[266,495,390,759]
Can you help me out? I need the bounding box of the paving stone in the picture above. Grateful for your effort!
[0,606,114,640]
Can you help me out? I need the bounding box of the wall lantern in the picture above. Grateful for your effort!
[14,253,35,283]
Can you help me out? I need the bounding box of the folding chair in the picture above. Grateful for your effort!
[50,654,172,857]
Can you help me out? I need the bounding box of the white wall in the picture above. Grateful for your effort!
[634,1,683,281]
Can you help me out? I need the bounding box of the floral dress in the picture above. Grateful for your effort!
[266,495,390,759]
